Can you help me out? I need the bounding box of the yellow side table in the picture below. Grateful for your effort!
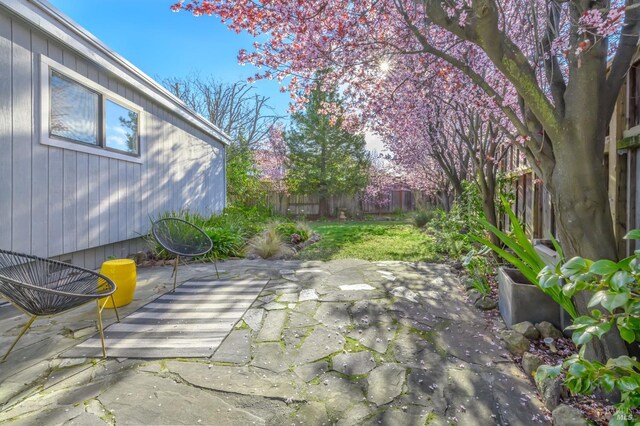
[99,259,137,308]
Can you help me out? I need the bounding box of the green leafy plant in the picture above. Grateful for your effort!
[413,209,434,228]
[537,230,640,425]
[462,247,493,296]
[475,196,578,319]
[426,183,483,258]
[203,226,245,258]
[275,221,311,242]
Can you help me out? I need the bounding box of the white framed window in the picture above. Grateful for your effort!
[40,55,143,163]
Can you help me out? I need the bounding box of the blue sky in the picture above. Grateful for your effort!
[48,0,291,117]
[47,0,385,152]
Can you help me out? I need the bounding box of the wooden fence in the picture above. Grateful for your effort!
[262,190,430,217]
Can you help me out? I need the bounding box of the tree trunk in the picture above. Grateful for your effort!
[547,137,628,361]
[319,193,330,218]
[478,175,500,248]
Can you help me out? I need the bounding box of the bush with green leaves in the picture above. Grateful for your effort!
[462,247,493,296]
[537,230,640,425]
[426,183,483,258]
[413,209,435,228]
[203,226,245,258]
[145,206,279,261]
[275,221,311,243]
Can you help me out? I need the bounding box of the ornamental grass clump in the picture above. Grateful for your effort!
[247,223,293,259]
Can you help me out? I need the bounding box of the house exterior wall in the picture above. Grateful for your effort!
[0,3,226,269]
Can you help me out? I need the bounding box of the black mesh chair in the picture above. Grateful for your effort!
[0,249,120,361]
[152,218,216,291]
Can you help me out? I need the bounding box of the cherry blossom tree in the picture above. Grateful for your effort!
[255,123,288,194]
[171,0,637,262]
[171,0,639,359]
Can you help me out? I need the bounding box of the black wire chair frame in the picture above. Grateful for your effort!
[151,218,216,291]
[0,249,120,362]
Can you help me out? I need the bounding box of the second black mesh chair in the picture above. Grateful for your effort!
[151,218,215,291]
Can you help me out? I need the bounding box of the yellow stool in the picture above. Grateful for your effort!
[99,259,136,308]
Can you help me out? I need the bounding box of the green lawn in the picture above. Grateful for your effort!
[297,220,440,262]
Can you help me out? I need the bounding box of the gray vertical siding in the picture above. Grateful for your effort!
[0,10,226,269]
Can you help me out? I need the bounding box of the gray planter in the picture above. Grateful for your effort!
[497,267,561,329]
[533,239,561,268]
[533,242,574,336]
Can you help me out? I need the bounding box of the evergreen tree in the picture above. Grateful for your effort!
[285,86,370,217]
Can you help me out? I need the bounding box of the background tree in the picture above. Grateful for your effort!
[173,0,638,360]
[285,86,370,217]
[162,74,282,204]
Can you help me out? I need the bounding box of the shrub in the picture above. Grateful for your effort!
[413,210,434,228]
[462,248,493,296]
[537,229,640,425]
[275,221,311,242]
[247,224,293,259]
[425,182,483,259]
[203,225,245,258]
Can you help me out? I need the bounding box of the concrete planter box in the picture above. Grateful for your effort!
[533,239,561,268]
[497,267,561,329]
[532,241,573,335]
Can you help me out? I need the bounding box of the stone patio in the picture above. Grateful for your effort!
[0,259,549,425]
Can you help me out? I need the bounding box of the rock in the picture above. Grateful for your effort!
[390,286,419,303]
[332,351,376,376]
[521,352,543,376]
[294,325,345,365]
[299,289,319,302]
[211,329,251,364]
[500,330,531,356]
[251,342,289,373]
[347,321,397,354]
[366,364,406,406]
[294,361,329,382]
[57,358,87,369]
[131,251,147,265]
[242,308,264,331]
[512,321,541,340]
[256,310,287,342]
[474,297,497,310]
[536,321,563,339]
[295,402,329,425]
[263,302,287,311]
[467,289,482,304]
[535,372,564,411]
[552,404,590,426]
[462,278,476,290]
[278,293,299,303]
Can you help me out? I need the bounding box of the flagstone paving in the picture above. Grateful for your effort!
[0,259,548,425]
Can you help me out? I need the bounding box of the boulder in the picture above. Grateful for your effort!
[521,352,542,377]
[500,330,531,356]
[467,289,483,304]
[474,297,498,310]
[551,404,590,426]
[512,321,541,340]
[535,371,564,411]
[536,321,563,339]
[462,277,476,290]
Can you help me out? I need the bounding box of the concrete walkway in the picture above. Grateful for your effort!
[0,259,548,425]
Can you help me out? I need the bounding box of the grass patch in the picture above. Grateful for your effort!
[297,221,440,262]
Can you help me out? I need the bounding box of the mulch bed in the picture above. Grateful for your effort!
[452,261,632,426]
